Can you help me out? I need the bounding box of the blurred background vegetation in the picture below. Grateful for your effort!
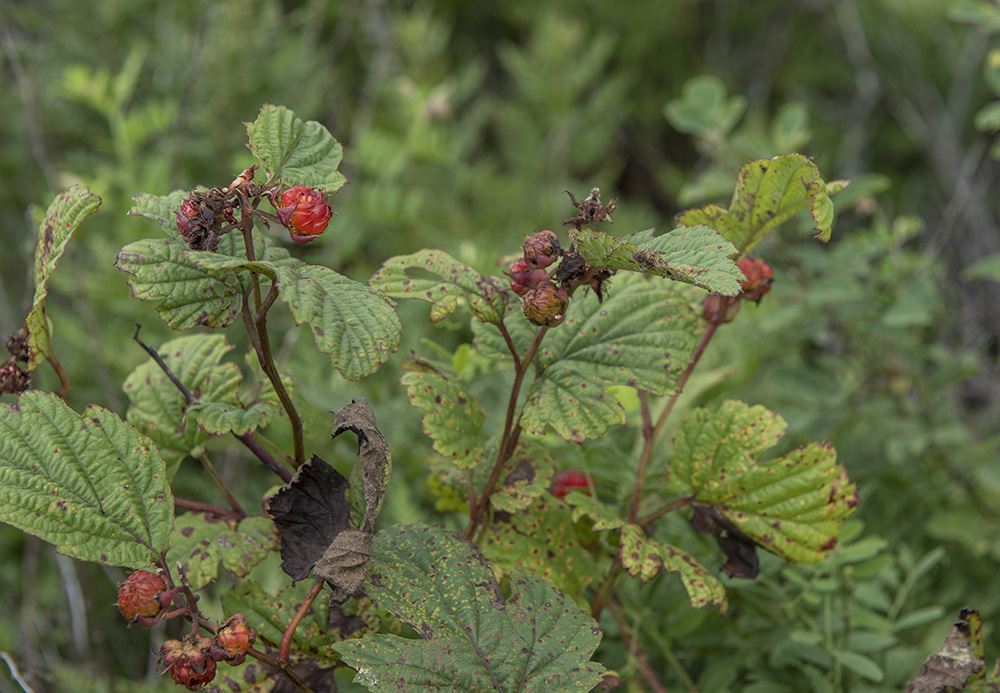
[1,0,999,691]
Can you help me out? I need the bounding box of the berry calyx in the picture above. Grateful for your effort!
[550,470,593,499]
[736,257,774,302]
[159,634,217,690]
[277,185,333,244]
[116,570,166,626]
[214,614,256,665]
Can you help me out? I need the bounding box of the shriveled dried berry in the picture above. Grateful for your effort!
[523,230,561,268]
[277,185,333,244]
[522,281,569,327]
[0,361,30,394]
[737,258,774,302]
[508,257,550,297]
[116,570,166,625]
[214,614,255,665]
[175,189,237,252]
[159,634,217,690]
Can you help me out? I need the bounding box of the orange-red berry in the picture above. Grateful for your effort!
[737,258,774,302]
[159,634,217,690]
[116,570,165,624]
[550,470,593,499]
[278,185,333,243]
[214,614,255,665]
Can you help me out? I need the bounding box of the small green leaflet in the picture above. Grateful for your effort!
[369,249,509,324]
[334,524,605,692]
[246,104,348,191]
[399,359,488,470]
[677,153,848,255]
[0,391,173,568]
[188,254,401,380]
[25,185,102,370]
[165,513,278,590]
[127,189,190,238]
[520,274,699,442]
[571,226,742,295]
[668,399,859,564]
[568,494,727,613]
[123,334,281,475]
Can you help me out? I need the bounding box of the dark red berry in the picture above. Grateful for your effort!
[550,470,593,499]
[702,294,741,325]
[159,634,217,690]
[508,257,550,297]
[737,258,774,302]
[277,185,333,243]
[522,281,569,327]
[523,230,561,268]
[116,570,165,625]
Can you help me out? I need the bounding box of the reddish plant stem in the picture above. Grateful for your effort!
[280,578,326,662]
[638,495,696,529]
[173,497,242,519]
[627,390,656,524]
[651,321,719,444]
[237,431,293,484]
[463,325,548,540]
[47,353,71,401]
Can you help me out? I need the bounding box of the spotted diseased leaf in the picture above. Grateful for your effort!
[906,608,995,692]
[520,275,699,442]
[0,391,173,568]
[482,497,596,597]
[188,255,401,380]
[491,441,556,513]
[333,524,605,692]
[678,153,845,255]
[369,249,510,324]
[24,185,102,370]
[669,399,860,568]
[568,494,726,612]
[333,398,392,535]
[571,226,742,295]
[127,190,189,238]
[399,359,488,470]
[166,513,278,590]
[246,104,347,192]
[123,334,279,475]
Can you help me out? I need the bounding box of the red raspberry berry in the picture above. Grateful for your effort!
[550,470,593,499]
[277,185,333,244]
[116,570,165,625]
[214,614,256,665]
[508,257,550,297]
[522,281,569,327]
[159,634,217,690]
[736,258,774,302]
[523,230,561,268]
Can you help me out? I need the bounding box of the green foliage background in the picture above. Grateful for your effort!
[1,0,998,691]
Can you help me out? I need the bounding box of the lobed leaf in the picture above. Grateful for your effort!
[571,226,742,295]
[369,249,509,324]
[521,275,699,442]
[246,104,347,191]
[677,153,844,255]
[126,189,189,238]
[166,513,278,590]
[0,391,173,568]
[669,399,859,565]
[25,185,102,370]
[334,524,605,692]
[399,359,488,470]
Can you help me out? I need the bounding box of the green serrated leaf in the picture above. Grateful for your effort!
[223,580,337,664]
[521,275,699,442]
[571,226,742,295]
[399,360,488,469]
[166,513,278,590]
[369,249,509,324]
[568,494,727,612]
[186,401,278,436]
[669,399,859,564]
[127,189,189,238]
[24,185,102,370]
[481,498,595,597]
[0,391,173,568]
[678,153,844,255]
[246,104,347,191]
[334,524,605,692]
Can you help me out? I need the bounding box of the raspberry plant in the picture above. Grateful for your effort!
[0,104,864,691]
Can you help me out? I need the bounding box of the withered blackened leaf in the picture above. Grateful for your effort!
[273,660,338,693]
[905,608,987,693]
[332,398,391,533]
[266,455,351,582]
[314,528,372,603]
[690,504,760,579]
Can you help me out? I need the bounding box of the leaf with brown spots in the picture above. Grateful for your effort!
[669,399,859,567]
[905,608,1000,693]
[571,225,742,295]
[246,104,348,192]
[0,390,173,568]
[520,274,699,443]
[333,524,605,692]
[677,153,848,256]
[491,440,556,512]
[369,249,509,324]
[166,513,278,590]
[24,185,102,371]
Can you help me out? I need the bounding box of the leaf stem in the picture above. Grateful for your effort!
[236,432,293,483]
[173,497,242,520]
[280,577,326,662]
[650,321,719,445]
[47,353,71,401]
[464,325,548,540]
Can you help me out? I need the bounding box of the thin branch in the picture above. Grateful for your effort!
[280,578,326,662]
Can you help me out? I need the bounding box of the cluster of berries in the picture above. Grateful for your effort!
[116,571,256,689]
[508,230,569,327]
[702,257,775,324]
[1,329,31,395]
[175,166,333,250]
